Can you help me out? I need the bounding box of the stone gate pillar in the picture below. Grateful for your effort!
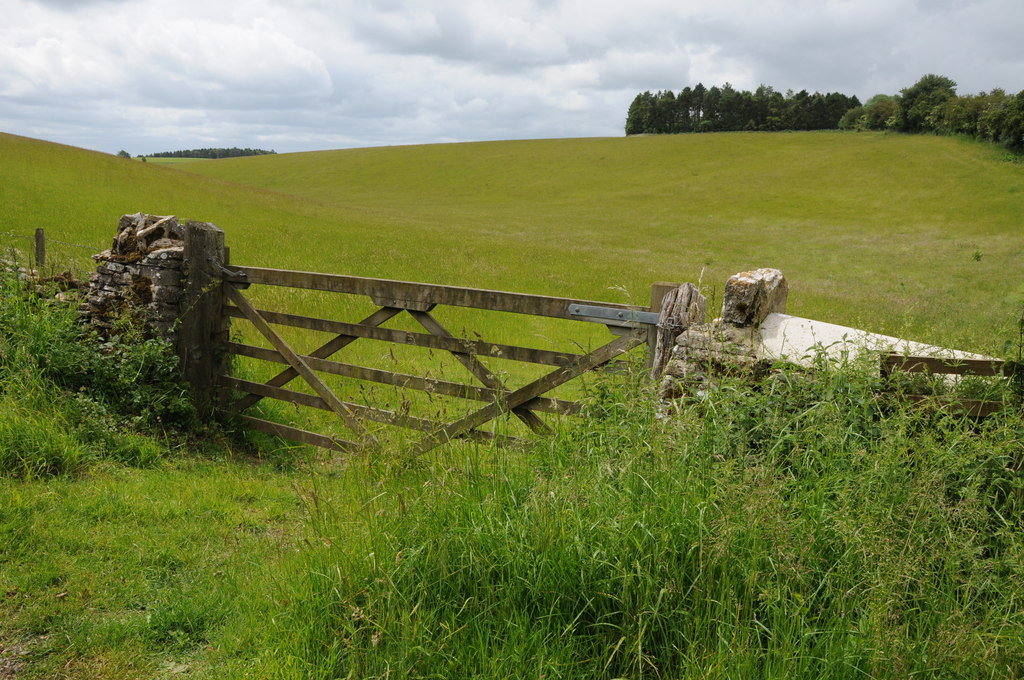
[83,213,229,417]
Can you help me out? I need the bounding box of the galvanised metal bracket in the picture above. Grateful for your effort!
[568,304,660,328]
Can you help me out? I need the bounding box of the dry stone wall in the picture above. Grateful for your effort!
[82,213,230,415]
[83,213,186,337]
[656,266,994,400]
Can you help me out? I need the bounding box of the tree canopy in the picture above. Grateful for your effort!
[141,147,276,159]
[893,74,958,133]
[624,83,860,135]
[626,75,1024,155]
[837,75,1024,153]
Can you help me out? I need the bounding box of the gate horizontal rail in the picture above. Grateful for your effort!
[880,353,1021,418]
[233,266,653,322]
[222,305,582,366]
[225,341,582,414]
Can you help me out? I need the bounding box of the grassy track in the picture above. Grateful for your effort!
[0,461,308,678]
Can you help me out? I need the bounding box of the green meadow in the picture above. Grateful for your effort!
[184,131,1024,352]
[4,130,1024,353]
[1,130,1023,678]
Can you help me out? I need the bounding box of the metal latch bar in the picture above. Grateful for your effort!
[211,257,251,288]
[568,304,660,327]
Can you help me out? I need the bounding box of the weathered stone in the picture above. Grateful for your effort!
[98,213,184,264]
[720,268,788,327]
[675,322,758,355]
[136,223,164,246]
[659,326,770,399]
[144,247,184,261]
[657,268,786,400]
[147,268,182,287]
[118,212,140,233]
[150,286,181,304]
[165,219,185,241]
[115,226,136,253]
[146,238,179,252]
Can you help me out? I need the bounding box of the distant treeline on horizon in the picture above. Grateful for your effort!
[625,84,859,134]
[142,147,276,159]
[625,74,1024,153]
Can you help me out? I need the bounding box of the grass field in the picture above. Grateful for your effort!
[5,129,1024,441]
[183,131,1024,353]
[3,130,1024,353]
[2,130,1024,678]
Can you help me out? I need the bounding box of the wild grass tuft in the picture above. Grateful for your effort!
[266,361,1024,679]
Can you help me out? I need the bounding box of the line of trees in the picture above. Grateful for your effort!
[140,147,277,159]
[626,74,1024,154]
[839,74,1024,152]
[625,84,861,135]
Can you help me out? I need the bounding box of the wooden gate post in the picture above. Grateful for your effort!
[34,228,45,269]
[177,221,228,416]
[647,281,678,371]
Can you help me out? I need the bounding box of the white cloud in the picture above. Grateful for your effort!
[0,0,1023,153]
[0,4,331,107]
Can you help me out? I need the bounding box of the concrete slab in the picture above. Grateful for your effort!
[759,313,992,367]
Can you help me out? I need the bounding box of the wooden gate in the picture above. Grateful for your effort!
[217,265,676,456]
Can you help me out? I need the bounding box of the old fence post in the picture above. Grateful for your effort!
[650,283,707,380]
[34,228,45,269]
[177,221,228,416]
[647,281,678,371]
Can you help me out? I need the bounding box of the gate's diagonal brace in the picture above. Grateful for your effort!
[225,285,379,449]
[408,310,552,435]
[410,330,644,457]
[232,305,403,412]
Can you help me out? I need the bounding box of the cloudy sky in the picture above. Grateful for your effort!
[1,0,1022,155]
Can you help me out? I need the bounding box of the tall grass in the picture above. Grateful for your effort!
[264,361,1024,679]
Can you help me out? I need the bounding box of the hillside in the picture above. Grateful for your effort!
[0,132,342,262]
[3,131,1024,678]
[3,131,1024,353]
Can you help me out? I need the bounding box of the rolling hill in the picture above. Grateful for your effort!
[3,129,1024,679]
[3,130,1022,354]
